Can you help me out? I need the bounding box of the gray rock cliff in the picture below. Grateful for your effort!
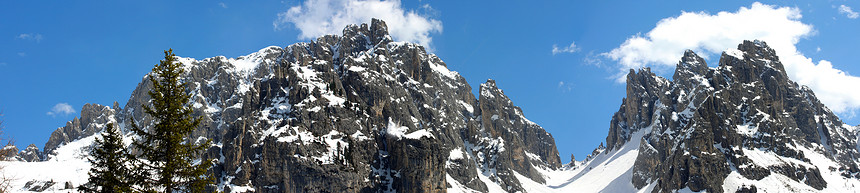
[16,144,44,162]
[40,19,561,193]
[605,40,860,192]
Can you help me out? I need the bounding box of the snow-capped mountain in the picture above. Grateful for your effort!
[3,19,562,193]
[563,40,860,192]
[4,19,860,193]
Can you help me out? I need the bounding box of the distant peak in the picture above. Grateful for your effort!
[342,18,393,46]
[480,79,504,99]
[370,18,391,45]
[626,67,655,83]
[681,49,703,64]
[674,49,709,80]
[718,40,787,80]
[726,40,778,60]
[482,79,497,88]
[738,40,772,54]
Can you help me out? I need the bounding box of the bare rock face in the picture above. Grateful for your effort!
[41,18,561,193]
[607,40,858,192]
[44,103,116,155]
[475,80,562,189]
[1,145,17,160]
[16,144,44,162]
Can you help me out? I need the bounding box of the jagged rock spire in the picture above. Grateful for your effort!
[599,40,859,192]
[673,49,708,81]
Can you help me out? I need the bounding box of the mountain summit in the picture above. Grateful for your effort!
[582,40,860,192]
[9,19,561,193]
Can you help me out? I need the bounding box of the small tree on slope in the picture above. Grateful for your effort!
[79,123,135,193]
[131,49,214,192]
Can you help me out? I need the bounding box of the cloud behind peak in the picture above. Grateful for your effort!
[274,0,442,50]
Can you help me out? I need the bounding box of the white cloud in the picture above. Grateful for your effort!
[604,2,860,114]
[219,2,228,9]
[17,52,26,57]
[273,0,442,49]
[47,103,75,117]
[552,41,580,55]
[16,33,43,42]
[839,5,859,19]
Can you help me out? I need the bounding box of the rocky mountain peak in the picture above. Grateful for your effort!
[479,79,504,100]
[28,19,563,193]
[737,40,779,62]
[671,50,711,100]
[12,18,860,192]
[369,18,392,46]
[596,40,860,192]
[17,144,43,162]
[718,40,789,85]
[340,18,393,55]
[625,67,670,95]
[474,78,562,191]
[481,79,496,88]
[606,68,671,150]
[673,50,709,80]
[44,103,116,156]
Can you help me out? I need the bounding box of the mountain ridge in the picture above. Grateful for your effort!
[7,19,562,193]
[4,20,860,193]
[591,40,860,192]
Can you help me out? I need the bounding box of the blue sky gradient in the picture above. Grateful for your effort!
[2,0,859,161]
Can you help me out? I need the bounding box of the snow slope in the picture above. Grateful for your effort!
[11,124,859,193]
[1,135,95,192]
[507,127,860,193]
[504,128,655,193]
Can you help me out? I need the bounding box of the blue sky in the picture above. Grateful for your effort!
[2,0,859,161]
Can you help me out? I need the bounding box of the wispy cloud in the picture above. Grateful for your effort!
[552,41,580,55]
[273,0,442,49]
[558,81,573,92]
[16,33,43,42]
[47,103,75,117]
[839,5,859,19]
[583,51,604,67]
[603,2,860,114]
[17,52,26,57]
[219,2,228,9]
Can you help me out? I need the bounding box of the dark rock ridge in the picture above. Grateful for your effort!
[39,19,561,193]
[605,40,860,192]
[16,144,44,162]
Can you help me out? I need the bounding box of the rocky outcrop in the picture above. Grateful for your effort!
[41,18,561,193]
[606,40,859,192]
[44,103,116,155]
[16,144,43,162]
[1,145,17,160]
[475,80,562,188]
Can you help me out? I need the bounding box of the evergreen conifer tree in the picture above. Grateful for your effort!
[130,49,214,192]
[79,123,134,193]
